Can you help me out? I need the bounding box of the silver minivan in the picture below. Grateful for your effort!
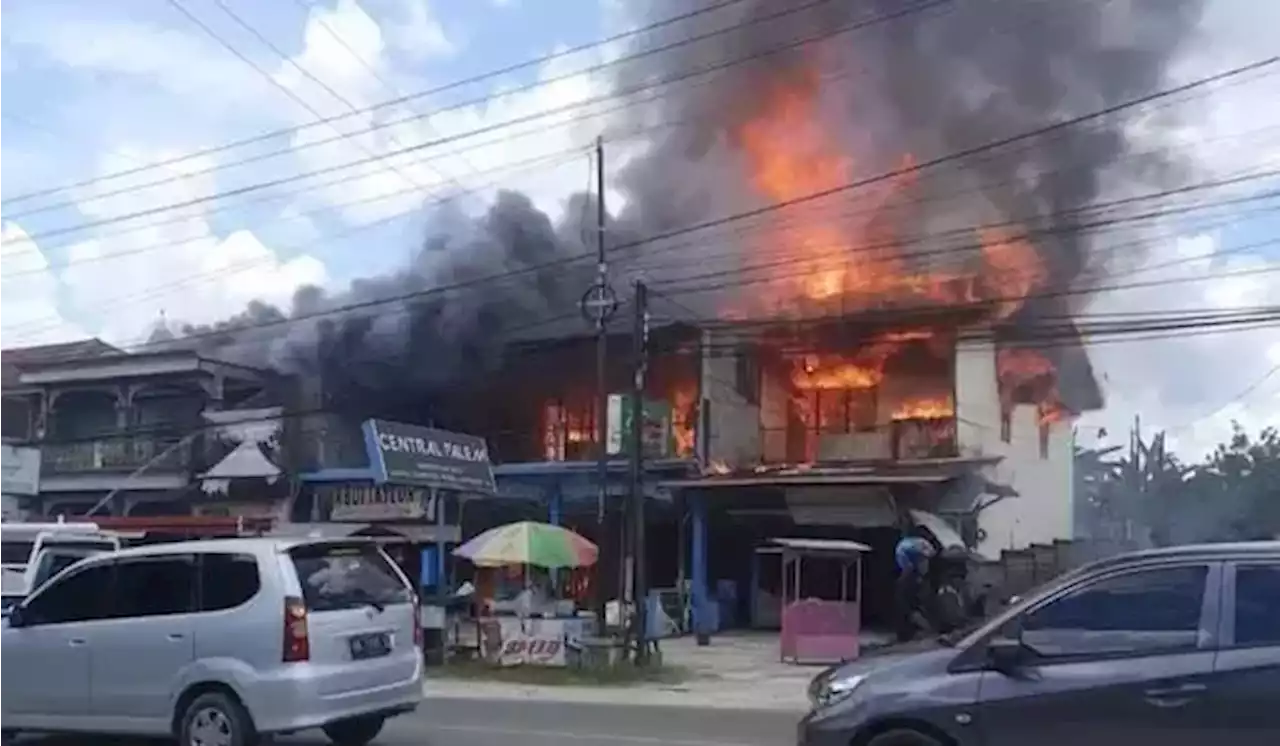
[1,537,424,745]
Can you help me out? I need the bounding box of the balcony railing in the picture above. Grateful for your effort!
[41,434,192,475]
[760,417,959,464]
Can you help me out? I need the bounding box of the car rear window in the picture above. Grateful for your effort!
[289,544,411,612]
[2,541,35,565]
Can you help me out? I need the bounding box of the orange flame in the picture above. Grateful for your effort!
[892,396,955,421]
[725,63,1072,461]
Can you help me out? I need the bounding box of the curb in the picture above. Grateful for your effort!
[422,681,809,713]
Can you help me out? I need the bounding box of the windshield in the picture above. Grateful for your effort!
[289,544,411,612]
[30,551,99,590]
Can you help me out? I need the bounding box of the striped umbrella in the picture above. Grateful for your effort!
[453,521,598,569]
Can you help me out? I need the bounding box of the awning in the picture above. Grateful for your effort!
[659,456,1002,490]
[758,537,872,556]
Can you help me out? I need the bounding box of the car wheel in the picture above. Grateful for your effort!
[866,728,944,746]
[322,715,386,746]
[179,691,259,746]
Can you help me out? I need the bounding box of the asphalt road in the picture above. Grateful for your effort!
[21,699,801,746]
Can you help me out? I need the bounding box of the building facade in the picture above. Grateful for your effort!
[1,341,284,519]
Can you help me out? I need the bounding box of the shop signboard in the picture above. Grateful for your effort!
[322,483,438,522]
[361,420,495,493]
[605,394,673,459]
[1,444,41,496]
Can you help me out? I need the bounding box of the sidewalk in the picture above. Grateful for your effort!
[423,631,891,712]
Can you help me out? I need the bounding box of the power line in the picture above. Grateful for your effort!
[3,0,953,239]
[0,0,872,209]
[283,0,483,182]
[163,0,437,200]
[9,58,1278,353]
[1,149,589,340]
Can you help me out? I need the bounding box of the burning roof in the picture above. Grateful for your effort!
[168,0,1200,419]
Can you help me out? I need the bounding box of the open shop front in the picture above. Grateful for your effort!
[662,459,996,653]
[293,419,494,657]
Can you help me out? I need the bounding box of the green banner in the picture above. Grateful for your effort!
[606,394,673,459]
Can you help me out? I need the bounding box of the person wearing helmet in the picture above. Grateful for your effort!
[893,527,935,642]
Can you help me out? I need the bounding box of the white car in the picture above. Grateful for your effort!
[2,537,424,746]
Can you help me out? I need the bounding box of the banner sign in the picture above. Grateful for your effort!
[323,483,438,522]
[362,420,495,493]
[605,394,673,459]
[480,617,588,668]
[498,633,567,667]
[1,444,41,496]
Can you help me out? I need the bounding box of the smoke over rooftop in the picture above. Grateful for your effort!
[171,0,1207,411]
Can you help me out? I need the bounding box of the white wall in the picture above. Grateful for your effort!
[955,336,1074,559]
[2,494,29,521]
[701,331,763,467]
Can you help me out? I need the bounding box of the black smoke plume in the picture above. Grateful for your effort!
[170,0,1207,408]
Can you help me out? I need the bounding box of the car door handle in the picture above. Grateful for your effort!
[166,632,186,641]
[68,638,87,646]
[1144,683,1206,708]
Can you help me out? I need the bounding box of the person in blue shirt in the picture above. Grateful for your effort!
[893,527,935,641]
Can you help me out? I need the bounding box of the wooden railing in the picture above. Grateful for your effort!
[41,434,191,475]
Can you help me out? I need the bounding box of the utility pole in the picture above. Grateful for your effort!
[580,137,617,635]
[629,280,651,664]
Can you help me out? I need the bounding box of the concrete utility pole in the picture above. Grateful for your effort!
[579,137,617,635]
[629,280,651,664]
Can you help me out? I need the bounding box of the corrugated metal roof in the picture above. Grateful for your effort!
[770,537,871,554]
[1,338,119,388]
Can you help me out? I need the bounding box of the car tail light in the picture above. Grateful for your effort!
[412,594,424,650]
[283,596,310,663]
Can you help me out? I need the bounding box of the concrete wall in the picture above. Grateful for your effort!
[955,336,1074,559]
[700,332,762,467]
[1,494,28,520]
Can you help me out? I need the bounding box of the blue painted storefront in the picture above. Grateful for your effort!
[299,455,715,639]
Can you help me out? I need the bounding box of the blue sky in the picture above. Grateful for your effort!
[0,0,640,347]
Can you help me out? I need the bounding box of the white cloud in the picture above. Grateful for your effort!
[389,0,458,62]
[0,223,88,347]
[1073,0,1280,460]
[60,148,326,345]
[1078,231,1280,461]
[279,3,623,228]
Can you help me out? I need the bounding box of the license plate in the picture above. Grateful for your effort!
[349,632,392,660]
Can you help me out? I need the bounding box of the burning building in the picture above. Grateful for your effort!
[159,0,1201,627]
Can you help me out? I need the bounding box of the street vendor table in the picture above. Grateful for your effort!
[479,614,595,667]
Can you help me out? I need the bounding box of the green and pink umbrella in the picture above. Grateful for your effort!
[453,521,598,569]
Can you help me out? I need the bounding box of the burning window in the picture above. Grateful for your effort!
[998,347,1071,443]
[541,399,597,462]
[763,330,957,463]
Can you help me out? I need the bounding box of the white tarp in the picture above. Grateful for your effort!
[199,408,283,492]
[909,509,966,552]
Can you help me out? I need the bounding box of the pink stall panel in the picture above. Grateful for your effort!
[780,599,860,664]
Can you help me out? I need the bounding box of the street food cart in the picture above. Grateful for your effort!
[453,521,599,667]
[766,537,868,665]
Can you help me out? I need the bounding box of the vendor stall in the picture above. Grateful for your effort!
[453,520,599,667]
[767,537,868,665]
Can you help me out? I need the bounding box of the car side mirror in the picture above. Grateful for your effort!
[8,605,29,629]
[985,637,1027,673]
